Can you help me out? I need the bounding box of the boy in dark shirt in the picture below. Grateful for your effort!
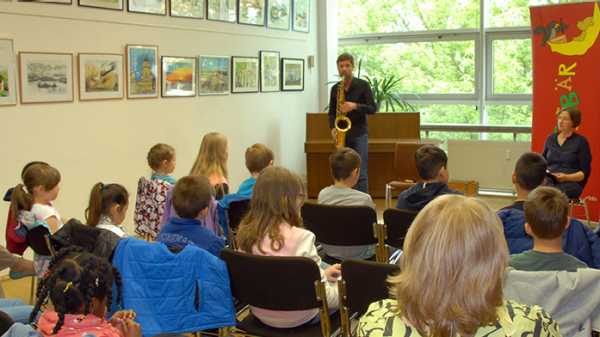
[510,186,587,271]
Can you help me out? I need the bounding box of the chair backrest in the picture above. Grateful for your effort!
[301,203,378,246]
[25,225,55,256]
[341,259,400,316]
[221,248,322,310]
[383,208,418,249]
[227,199,251,232]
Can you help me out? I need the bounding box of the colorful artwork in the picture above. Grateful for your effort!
[232,56,259,93]
[238,0,265,26]
[281,58,304,91]
[207,0,236,22]
[79,0,123,10]
[127,45,158,98]
[161,56,196,97]
[128,0,166,14]
[19,52,73,104]
[78,53,123,101]
[0,39,16,106]
[267,0,290,30]
[292,0,309,32]
[198,56,230,95]
[22,0,72,4]
[260,51,279,92]
[170,0,203,18]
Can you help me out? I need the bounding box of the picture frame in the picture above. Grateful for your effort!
[198,55,230,95]
[127,0,166,15]
[170,0,204,19]
[161,56,196,97]
[18,52,74,104]
[78,53,124,101]
[231,56,259,93]
[259,50,279,92]
[126,45,159,99]
[78,0,123,10]
[238,0,265,26]
[0,39,17,106]
[281,57,304,91]
[206,0,236,22]
[267,0,290,30]
[292,0,309,33]
[18,0,72,5]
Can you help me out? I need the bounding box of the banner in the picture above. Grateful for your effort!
[530,2,600,220]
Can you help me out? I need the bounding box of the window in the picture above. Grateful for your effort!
[490,38,532,95]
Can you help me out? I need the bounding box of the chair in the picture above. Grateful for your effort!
[226,199,250,248]
[301,203,383,263]
[338,259,400,337]
[221,248,340,337]
[384,181,416,209]
[569,196,597,228]
[382,208,418,251]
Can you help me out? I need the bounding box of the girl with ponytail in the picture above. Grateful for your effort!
[85,183,129,237]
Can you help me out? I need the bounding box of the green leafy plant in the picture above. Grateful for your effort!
[364,75,415,112]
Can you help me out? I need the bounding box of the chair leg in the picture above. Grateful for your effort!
[337,281,351,337]
[373,223,388,263]
[315,281,331,337]
[385,184,391,210]
[29,276,36,305]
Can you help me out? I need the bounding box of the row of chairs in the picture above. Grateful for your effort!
[221,248,399,337]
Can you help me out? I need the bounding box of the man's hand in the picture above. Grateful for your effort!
[340,102,358,113]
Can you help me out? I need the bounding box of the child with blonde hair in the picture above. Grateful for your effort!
[190,132,229,199]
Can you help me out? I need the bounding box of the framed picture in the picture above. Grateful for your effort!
[78,53,124,101]
[18,0,72,4]
[231,56,259,93]
[161,56,196,97]
[238,0,265,26]
[267,0,290,30]
[127,0,166,15]
[292,0,309,32]
[170,0,203,18]
[198,55,230,95]
[126,45,159,99]
[207,0,236,22]
[260,51,279,92]
[78,0,123,10]
[18,52,74,104]
[0,39,17,106]
[281,58,304,91]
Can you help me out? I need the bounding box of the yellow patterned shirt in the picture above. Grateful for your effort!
[357,299,561,337]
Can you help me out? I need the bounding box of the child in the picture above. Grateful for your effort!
[236,166,340,328]
[10,162,63,233]
[396,145,460,211]
[510,186,587,271]
[85,183,129,237]
[30,247,141,337]
[317,147,375,260]
[147,143,176,185]
[157,176,225,257]
[190,132,229,199]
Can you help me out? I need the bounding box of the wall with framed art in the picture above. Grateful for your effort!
[0,0,317,230]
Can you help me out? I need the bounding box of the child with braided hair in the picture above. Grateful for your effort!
[29,247,141,337]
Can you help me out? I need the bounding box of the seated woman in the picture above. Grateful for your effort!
[543,107,591,199]
[357,194,561,337]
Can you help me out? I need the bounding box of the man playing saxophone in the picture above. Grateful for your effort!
[328,53,377,193]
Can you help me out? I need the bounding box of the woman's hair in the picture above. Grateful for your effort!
[558,107,581,128]
[10,163,61,222]
[190,132,228,180]
[30,247,122,334]
[85,183,129,226]
[390,194,508,337]
[236,166,305,254]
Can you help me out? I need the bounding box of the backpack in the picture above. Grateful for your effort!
[134,177,171,240]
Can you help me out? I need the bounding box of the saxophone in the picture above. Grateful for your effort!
[334,78,352,148]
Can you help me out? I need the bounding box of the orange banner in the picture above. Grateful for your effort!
[531,2,600,220]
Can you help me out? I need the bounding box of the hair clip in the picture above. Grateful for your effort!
[21,185,28,194]
[63,281,74,293]
[95,277,99,287]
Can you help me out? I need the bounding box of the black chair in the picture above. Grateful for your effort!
[226,199,251,248]
[25,225,57,257]
[339,259,400,337]
[221,248,340,337]
[301,203,383,263]
[382,208,418,251]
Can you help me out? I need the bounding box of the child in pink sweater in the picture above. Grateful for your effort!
[31,248,140,337]
[236,166,341,328]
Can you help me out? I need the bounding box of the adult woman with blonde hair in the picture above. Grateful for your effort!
[190,132,229,199]
[357,194,561,337]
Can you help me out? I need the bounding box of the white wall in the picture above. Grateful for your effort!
[0,2,320,240]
